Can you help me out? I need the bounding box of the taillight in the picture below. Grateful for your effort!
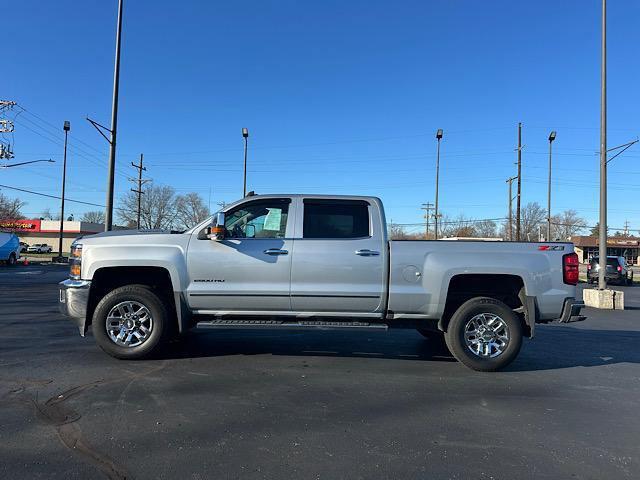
[617,265,622,272]
[587,264,591,270]
[563,252,579,285]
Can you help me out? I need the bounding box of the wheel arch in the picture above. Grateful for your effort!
[86,266,189,334]
[438,273,536,338]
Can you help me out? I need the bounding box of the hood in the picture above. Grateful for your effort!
[77,229,188,247]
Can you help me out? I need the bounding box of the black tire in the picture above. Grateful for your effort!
[7,253,17,266]
[444,297,523,372]
[92,284,171,360]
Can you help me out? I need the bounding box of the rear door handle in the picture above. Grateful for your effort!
[264,249,288,256]
[355,249,380,256]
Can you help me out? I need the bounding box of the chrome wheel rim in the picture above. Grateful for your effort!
[106,301,153,348]
[464,313,509,358]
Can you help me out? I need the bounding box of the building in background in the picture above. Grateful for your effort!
[571,235,640,265]
[0,219,103,252]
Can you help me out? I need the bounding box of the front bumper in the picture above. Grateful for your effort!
[558,297,586,323]
[59,279,91,336]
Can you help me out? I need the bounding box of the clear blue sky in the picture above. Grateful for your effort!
[3,0,640,233]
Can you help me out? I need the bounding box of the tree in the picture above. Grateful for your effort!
[388,222,409,240]
[40,207,60,220]
[0,193,26,220]
[474,219,498,238]
[175,192,209,230]
[590,222,600,237]
[520,202,546,241]
[439,214,480,238]
[117,183,178,230]
[550,209,587,240]
[81,210,105,224]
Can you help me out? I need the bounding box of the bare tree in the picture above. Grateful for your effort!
[81,210,105,224]
[175,192,209,230]
[440,214,477,238]
[117,184,178,230]
[0,193,26,220]
[388,222,409,240]
[551,209,587,240]
[521,202,546,241]
[40,207,60,220]
[474,219,498,238]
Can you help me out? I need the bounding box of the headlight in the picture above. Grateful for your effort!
[70,244,82,279]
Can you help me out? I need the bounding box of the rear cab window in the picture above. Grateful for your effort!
[302,200,370,239]
[591,257,622,267]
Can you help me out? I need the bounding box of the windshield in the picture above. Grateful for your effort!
[591,257,619,267]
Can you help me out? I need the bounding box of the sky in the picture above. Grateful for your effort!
[3,0,640,234]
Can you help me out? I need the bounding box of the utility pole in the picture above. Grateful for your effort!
[623,220,630,237]
[129,153,149,229]
[598,0,607,290]
[105,0,124,232]
[421,202,434,238]
[506,176,517,241]
[516,122,523,241]
[0,100,17,160]
[56,121,70,262]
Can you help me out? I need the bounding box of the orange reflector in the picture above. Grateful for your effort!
[70,264,81,278]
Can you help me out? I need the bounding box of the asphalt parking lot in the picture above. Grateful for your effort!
[1,264,639,479]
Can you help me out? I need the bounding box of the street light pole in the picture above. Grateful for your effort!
[57,121,70,262]
[434,129,443,240]
[242,128,249,197]
[547,130,557,241]
[598,0,607,290]
[104,0,124,232]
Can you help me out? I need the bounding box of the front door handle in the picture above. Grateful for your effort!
[264,249,289,256]
[355,249,380,256]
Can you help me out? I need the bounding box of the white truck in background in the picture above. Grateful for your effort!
[59,194,585,371]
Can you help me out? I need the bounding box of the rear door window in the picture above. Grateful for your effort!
[303,200,370,239]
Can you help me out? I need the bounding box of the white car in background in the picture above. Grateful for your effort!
[27,243,52,253]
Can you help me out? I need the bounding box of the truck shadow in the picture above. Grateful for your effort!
[164,325,640,372]
[165,330,457,364]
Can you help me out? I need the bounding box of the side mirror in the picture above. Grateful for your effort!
[210,212,226,241]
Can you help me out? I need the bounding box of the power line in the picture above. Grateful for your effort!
[0,183,105,207]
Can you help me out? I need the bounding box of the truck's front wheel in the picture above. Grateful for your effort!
[92,285,170,360]
[444,297,523,372]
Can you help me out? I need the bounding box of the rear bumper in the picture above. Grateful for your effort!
[558,297,586,323]
[587,272,624,283]
[59,279,91,336]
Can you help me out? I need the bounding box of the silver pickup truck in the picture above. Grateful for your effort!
[59,194,584,371]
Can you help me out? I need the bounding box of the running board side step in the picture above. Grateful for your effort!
[196,319,389,331]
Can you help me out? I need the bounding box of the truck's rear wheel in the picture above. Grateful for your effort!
[7,253,17,266]
[444,297,522,372]
[92,284,170,359]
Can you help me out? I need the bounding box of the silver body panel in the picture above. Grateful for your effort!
[60,194,577,329]
[387,240,575,320]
